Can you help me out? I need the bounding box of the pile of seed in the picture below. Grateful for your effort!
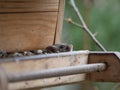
[0,49,45,58]
[0,44,73,58]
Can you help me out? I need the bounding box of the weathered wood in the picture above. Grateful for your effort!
[0,51,89,90]
[0,0,59,13]
[0,12,57,52]
[0,66,8,90]
[88,52,120,82]
[0,51,120,89]
[54,0,65,44]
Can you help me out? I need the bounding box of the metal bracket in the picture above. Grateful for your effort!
[88,52,120,82]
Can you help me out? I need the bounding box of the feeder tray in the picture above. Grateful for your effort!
[0,51,119,90]
[0,0,120,90]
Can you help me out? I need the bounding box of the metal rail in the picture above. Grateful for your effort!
[0,51,119,63]
[8,63,106,82]
[0,51,89,62]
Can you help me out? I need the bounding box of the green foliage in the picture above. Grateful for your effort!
[90,0,120,51]
[62,0,84,50]
[61,0,120,90]
[62,0,120,51]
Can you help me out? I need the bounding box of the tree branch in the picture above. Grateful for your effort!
[67,0,107,52]
[64,18,84,29]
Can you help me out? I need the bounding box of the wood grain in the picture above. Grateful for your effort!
[0,12,57,52]
[54,0,65,44]
[88,52,120,82]
[0,0,59,13]
[0,51,89,90]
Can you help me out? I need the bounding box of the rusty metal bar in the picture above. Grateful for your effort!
[8,63,106,82]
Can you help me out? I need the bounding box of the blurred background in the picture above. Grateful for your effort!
[62,0,120,51]
[43,0,120,90]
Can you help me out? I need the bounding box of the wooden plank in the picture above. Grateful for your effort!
[54,0,65,44]
[0,12,57,52]
[88,52,120,82]
[0,51,120,89]
[0,51,89,90]
[0,0,59,13]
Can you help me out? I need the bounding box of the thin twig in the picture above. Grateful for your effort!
[65,19,107,51]
[68,0,107,52]
[64,18,84,29]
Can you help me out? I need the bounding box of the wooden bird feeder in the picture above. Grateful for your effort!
[0,0,120,90]
[0,0,65,52]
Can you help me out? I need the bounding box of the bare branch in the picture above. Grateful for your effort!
[69,0,107,52]
[93,32,99,37]
[64,18,83,29]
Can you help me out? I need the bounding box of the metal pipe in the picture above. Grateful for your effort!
[0,51,89,63]
[0,51,119,63]
[8,63,106,82]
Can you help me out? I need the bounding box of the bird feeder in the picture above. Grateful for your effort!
[0,0,120,90]
[0,0,65,52]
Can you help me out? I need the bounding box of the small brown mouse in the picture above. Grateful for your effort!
[45,44,73,53]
